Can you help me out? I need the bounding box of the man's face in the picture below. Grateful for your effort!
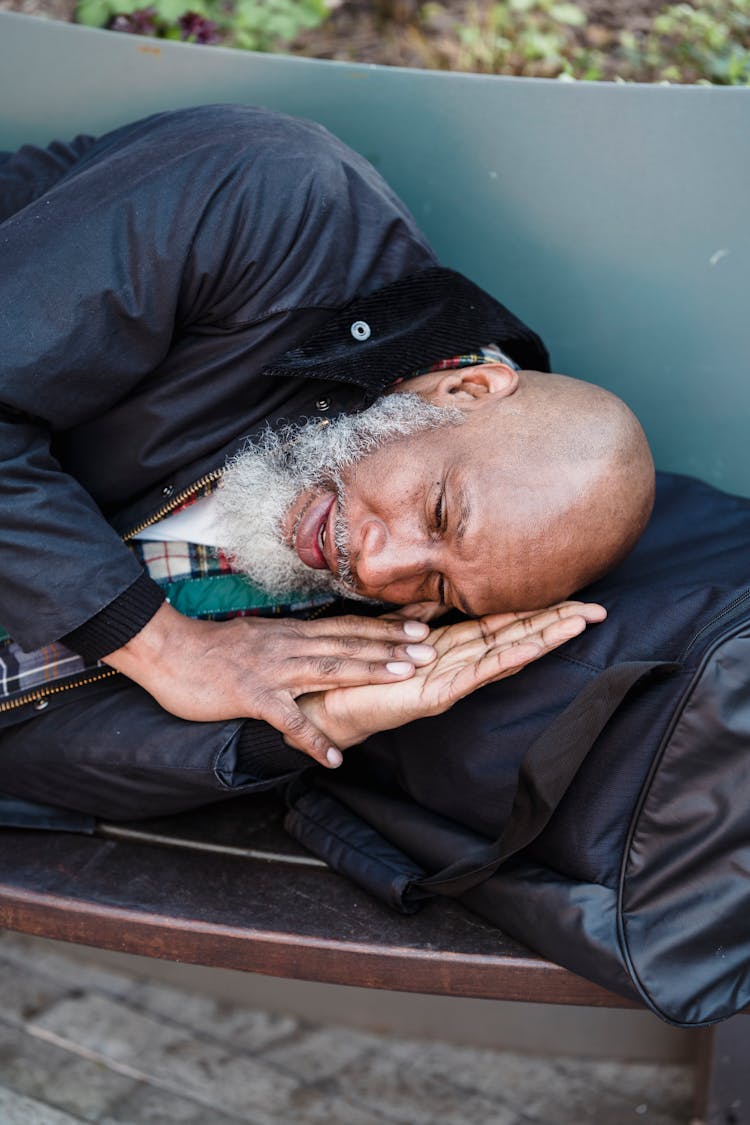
[216,382,571,614]
[215,392,464,604]
[284,411,563,615]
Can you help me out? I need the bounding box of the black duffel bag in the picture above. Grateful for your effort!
[286,471,750,1027]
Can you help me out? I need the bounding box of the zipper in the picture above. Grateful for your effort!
[4,422,336,714]
[0,472,222,714]
[680,587,750,659]
[122,469,224,540]
[121,419,332,541]
[0,667,119,714]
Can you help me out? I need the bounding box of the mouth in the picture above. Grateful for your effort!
[294,491,337,571]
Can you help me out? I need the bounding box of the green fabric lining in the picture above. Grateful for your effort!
[162,574,325,617]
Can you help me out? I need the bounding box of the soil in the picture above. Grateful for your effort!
[0,0,667,77]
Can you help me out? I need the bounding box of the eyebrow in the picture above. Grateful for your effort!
[455,481,471,548]
[451,481,476,616]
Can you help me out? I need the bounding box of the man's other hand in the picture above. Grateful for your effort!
[294,602,607,750]
[101,603,436,767]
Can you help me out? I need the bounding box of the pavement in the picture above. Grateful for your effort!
[0,929,695,1125]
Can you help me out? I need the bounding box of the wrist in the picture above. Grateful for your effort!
[101,601,187,678]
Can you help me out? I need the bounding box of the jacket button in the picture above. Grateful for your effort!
[350,320,371,341]
[34,698,49,711]
[315,398,331,412]
[161,484,175,497]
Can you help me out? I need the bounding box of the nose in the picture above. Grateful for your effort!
[354,516,433,594]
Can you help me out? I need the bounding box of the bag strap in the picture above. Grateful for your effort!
[407,659,678,902]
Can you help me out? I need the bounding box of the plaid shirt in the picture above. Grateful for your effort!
[1,348,514,707]
[0,539,329,708]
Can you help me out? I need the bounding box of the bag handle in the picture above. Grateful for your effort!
[407,659,678,902]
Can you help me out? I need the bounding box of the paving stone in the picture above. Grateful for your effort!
[127,979,299,1050]
[0,933,134,998]
[29,993,188,1064]
[0,1084,86,1125]
[38,1055,138,1121]
[331,1050,519,1125]
[142,1036,300,1121]
[0,934,700,1125]
[0,958,71,1025]
[549,1057,693,1123]
[260,1026,380,1081]
[100,1082,247,1124]
[381,1039,693,1124]
[0,1015,137,1120]
[258,1089,393,1125]
[0,1021,70,1106]
[29,993,301,1122]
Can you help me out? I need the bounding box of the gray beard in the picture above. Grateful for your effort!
[214,392,464,600]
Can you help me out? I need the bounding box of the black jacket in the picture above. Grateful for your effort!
[1,105,548,661]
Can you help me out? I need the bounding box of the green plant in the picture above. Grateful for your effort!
[230,0,329,51]
[76,0,330,52]
[619,0,750,84]
[422,0,605,79]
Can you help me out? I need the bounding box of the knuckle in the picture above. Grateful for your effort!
[281,710,308,736]
[330,615,356,630]
[339,636,362,655]
[317,656,342,677]
[279,618,307,637]
[253,686,281,715]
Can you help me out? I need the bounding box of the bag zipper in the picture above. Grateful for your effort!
[679,587,750,659]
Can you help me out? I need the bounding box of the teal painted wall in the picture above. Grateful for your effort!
[2,14,748,493]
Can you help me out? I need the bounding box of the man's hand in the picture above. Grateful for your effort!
[102,602,436,767]
[295,601,607,749]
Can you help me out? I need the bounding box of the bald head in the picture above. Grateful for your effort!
[465,369,655,605]
[219,361,654,615]
[372,361,655,613]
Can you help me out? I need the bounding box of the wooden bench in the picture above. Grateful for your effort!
[1,12,749,1122]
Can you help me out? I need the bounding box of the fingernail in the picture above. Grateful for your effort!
[405,643,435,663]
[403,621,429,639]
[326,747,343,767]
[386,661,413,675]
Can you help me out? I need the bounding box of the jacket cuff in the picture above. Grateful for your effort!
[61,571,166,663]
[234,721,311,781]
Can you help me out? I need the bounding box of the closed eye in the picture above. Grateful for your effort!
[434,485,446,532]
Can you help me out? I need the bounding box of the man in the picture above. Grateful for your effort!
[0,105,654,820]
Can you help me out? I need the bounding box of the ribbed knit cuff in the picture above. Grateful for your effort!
[234,721,312,781]
[61,571,166,663]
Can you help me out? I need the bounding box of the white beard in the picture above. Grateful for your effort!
[214,392,464,599]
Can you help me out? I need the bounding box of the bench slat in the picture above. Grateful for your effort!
[0,794,635,1007]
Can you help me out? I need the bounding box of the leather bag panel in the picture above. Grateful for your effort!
[621,630,750,1025]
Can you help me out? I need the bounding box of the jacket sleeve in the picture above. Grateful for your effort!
[0,107,438,657]
[0,143,195,654]
[0,111,260,653]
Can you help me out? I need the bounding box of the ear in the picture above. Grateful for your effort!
[394,363,520,411]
